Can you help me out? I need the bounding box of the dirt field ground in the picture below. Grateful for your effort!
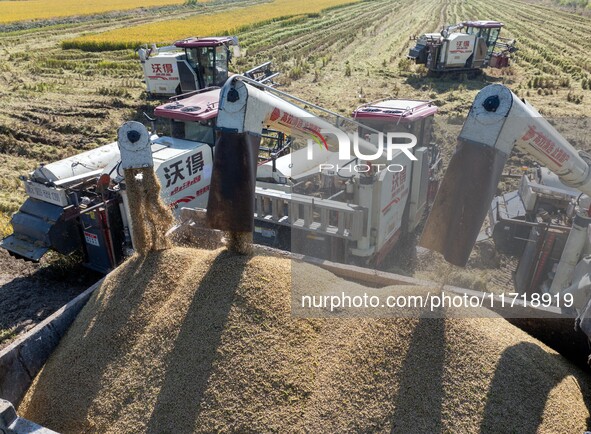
[0,250,99,349]
[0,0,590,344]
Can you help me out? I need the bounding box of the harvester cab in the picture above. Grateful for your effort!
[138,36,277,97]
[138,36,237,96]
[461,21,501,56]
[174,37,234,89]
[408,21,517,73]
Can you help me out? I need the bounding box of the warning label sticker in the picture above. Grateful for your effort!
[84,231,100,247]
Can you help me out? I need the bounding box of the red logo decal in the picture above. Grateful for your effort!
[270,108,281,122]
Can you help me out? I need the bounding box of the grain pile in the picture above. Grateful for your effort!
[19,247,591,433]
[124,167,173,254]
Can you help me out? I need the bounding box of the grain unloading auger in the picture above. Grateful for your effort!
[420,83,591,346]
[421,83,591,266]
[205,75,419,254]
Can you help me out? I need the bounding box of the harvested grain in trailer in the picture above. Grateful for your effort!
[19,247,591,433]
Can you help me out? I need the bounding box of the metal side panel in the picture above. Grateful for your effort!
[0,235,48,262]
[0,399,59,433]
[0,198,80,261]
[0,279,102,408]
[10,211,53,246]
[8,418,60,434]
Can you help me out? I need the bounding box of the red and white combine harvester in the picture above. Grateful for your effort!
[138,36,277,96]
[420,84,591,358]
[408,21,517,74]
[0,78,441,273]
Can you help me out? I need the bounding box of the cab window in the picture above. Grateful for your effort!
[168,120,214,145]
[215,45,229,86]
[185,121,215,145]
[187,47,215,87]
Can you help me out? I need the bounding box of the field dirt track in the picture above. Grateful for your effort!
[0,249,98,349]
[0,0,590,342]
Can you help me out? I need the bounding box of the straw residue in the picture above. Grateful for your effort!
[19,247,591,433]
[124,167,173,254]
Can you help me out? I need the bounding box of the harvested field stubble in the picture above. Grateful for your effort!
[19,247,591,433]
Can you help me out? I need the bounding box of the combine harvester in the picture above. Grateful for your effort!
[0,77,441,272]
[408,20,517,75]
[138,36,277,96]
